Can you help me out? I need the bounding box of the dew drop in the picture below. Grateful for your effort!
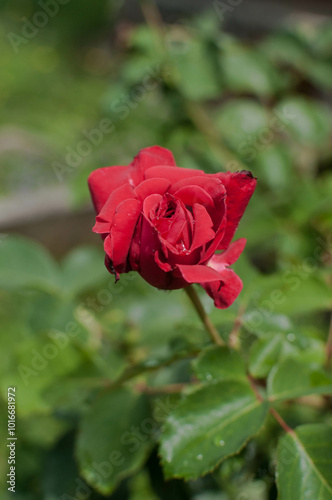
[197,454,203,461]
[206,373,213,381]
[219,440,225,446]
[287,333,295,342]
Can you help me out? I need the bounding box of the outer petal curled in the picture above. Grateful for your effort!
[201,269,243,309]
[216,171,257,249]
[104,198,142,273]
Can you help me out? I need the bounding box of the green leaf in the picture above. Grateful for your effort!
[267,357,332,401]
[170,38,221,100]
[242,311,293,338]
[0,235,60,293]
[274,97,332,147]
[193,346,246,382]
[214,99,269,151]
[61,245,107,297]
[252,273,332,316]
[305,60,332,91]
[128,470,159,500]
[248,331,326,378]
[313,22,332,57]
[221,48,283,96]
[277,424,332,500]
[76,388,152,495]
[254,144,293,192]
[260,32,309,69]
[159,380,268,479]
[249,334,287,378]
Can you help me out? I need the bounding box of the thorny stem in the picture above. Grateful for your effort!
[185,285,225,346]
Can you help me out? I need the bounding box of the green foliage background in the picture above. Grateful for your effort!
[0,1,331,499]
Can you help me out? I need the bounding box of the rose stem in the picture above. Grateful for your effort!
[185,285,225,346]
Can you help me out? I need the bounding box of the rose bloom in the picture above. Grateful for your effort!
[88,146,256,308]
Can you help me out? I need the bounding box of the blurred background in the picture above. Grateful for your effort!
[0,0,331,499]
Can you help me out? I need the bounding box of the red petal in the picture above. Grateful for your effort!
[92,220,112,235]
[129,215,143,272]
[145,166,205,183]
[104,198,142,273]
[211,238,246,267]
[201,269,243,309]
[200,211,227,264]
[132,146,177,170]
[177,264,223,283]
[142,194,163,221]
[190,204,215,251]
[88,147,175,214]
[170,176,224,200]
[139,217,172,289]
[88,166,128,213]
[215,171,257,249]
[134,178,170,201]
[154,250,172,272]
[173,185,214,208]
[161,209,187,246]
[93,183,136,231]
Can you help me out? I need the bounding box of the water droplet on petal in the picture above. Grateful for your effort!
[197,454,203,460]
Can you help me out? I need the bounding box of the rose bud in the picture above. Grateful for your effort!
[88,146,256,308]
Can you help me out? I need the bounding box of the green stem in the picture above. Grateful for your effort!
[185,285,225,346]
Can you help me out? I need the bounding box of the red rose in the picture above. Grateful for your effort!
[88,146,256,308]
